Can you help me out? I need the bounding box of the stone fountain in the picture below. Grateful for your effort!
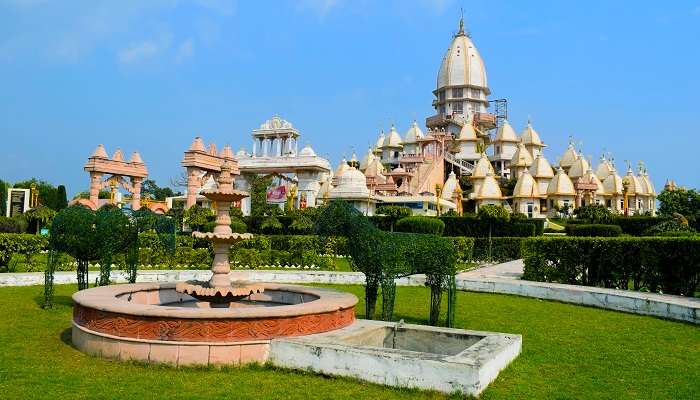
[175,161,264,306]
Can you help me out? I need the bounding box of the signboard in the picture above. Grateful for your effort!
[266,185,287,203]
[8,189,28,217]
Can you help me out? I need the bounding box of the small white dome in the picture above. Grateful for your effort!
[457,119,478,141]
[560,144,578,169]
[441,171,459,199]
[512,169,540,198]
[382,125,403,148]
[494,120,518,143]
[511,143,533,167]
[330,167,370,198]
[299,145,316,157]
[472,153,495,178]
[475,173,502,200]
[595,157,615,181]
[359,148,376,171]
[568,156,590,179]
[547,167,576,196]
[520,121,544,147]
[529,154,554,178]
[403,121,424,144]
[334,160,349,177]
[602,170,624,195]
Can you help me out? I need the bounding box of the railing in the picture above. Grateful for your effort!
[444,153,475,174]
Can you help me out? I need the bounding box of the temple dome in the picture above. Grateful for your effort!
[330,167,370,198]
[457,118,478,141]
[560,144,578,170]
[520,121,545,147]
[403,121,424,144]
[472,153,495,178]
[529,154,554,178]
[382,125,403,148]
[494,120,518,143]
[359,148,376,171]
[547,167,576,196]
[512,170,540,198]
[475,173,502,200]
[334,159,349,178]
[91,144,108,158]
[511,143,533,168]
[436,19,489,93]
[299,145,317,157]
[568,156,590,179]
[441,171,459,199]
[602,170,624,195]
[595,157,615,181]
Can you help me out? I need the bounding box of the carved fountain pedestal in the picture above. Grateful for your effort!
[175,161,263,306]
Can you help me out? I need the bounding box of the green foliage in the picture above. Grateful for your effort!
[140,179,179,201]
[522,236,700,296]
[477,204,511,224]
[0,179,7,216]
[612,216,665,236]
[288,215,313,234]
[447,237,475,263]
[49,206,99,262]
[230,218,247,233]
[13,178,67,211]
[375,205,412,231]
[0,216,28,233]
[183,204,214,231]
[250,175,279,217]
[472,237,524,262]
[574,204,614,224]
[95,207,133,285]
[439,215,540,237]
[566,224,622,237]
[0,233,48,269]
[657,187,700,227]
[54,185,68,210]
[395,216,445,235]
[260,215,283,234]
[23,206,57,233]
[642,214,695,236]
[315,201,458,325]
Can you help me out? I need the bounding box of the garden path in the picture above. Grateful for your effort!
[459,259,524,280]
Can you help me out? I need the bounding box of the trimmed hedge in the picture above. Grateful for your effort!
[522,237,700,296]
[395,216,445,235]
[566,224,622,237]
[439,216,540,237]
[612,217,664,236]
[472,237,524,262]
[0,233,49,267]
[447,237,475,263]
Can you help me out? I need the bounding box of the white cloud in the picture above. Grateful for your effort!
[118,40,161,65]
[297,0,341,18]
[175,38,194,63]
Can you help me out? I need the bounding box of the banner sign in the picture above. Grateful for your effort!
[266,185,287,203]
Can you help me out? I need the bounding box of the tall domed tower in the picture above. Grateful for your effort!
[427,16,496,159]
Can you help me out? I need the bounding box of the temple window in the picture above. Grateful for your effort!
[453,88,463,98]
[453,102,463,113]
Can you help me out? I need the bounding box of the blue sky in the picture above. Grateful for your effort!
[1,0,699,195]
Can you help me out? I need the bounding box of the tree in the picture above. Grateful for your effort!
[657,188,700,227]
[375,205,412,232]
[574,204,613,223]
[183,204,214,231]
[478,204,510,261]
[141,179,179,201]
[49,206,99,290]
[250,175,279,217]
[23,206,56,233]
[95,207,132,285]
[0,179,7,216]
[14,178,58,209]
[54,185,68,210]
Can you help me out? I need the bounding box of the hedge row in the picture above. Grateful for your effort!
[472,237,524,262]
[0,233,48,267]
[439,216,541,237]
[522,237,700,296]
[395,216,445,235]
[565,224,623,237]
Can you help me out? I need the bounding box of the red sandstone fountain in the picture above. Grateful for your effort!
[175,161,264,306]
[71,155,357,366]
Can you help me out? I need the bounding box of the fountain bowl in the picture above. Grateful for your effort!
[71,282,357,366]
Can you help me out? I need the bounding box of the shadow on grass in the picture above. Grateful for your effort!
[32,294,73,308]
[60,327,73,347]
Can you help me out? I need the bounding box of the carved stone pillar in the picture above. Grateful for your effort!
[131,177,142,211]
[89,172,103,210]
[186,167,200,209]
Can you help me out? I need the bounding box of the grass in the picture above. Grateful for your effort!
[0,284,699,399]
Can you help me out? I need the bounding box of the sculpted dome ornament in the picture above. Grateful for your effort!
[547,167,576,196]
[403,120,424,144]
[299,144,317,157]
[512,169,540,198]
[437,17,489,92]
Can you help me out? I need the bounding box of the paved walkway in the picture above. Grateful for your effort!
[1,261,697,324]
[459,259,524,280]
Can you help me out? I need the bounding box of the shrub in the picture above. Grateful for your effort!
[447,237,474,263]
[0,216,27,233]
[472,237,524,262]
[566,224,622,237]
[613,216,665,236]
[0,233,48,268]
[395,216,445,235]
[642,216,695,236]
[522,237,700,296]
[574,204,614,224]
[439,215,538,237]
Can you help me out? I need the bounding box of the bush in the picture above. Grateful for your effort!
[574,204,614,224]
[439,216,539,237]
[447,237,474,262]
[613,216,665,236]
[472,237,524,262]
[0,233,48,267]
[566,224,622,237]
[395,216,445,235]
[0,216,28,233]
[642,216,695,236]
[522,237,700,296]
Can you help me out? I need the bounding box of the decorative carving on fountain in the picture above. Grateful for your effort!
[175,160,264,305]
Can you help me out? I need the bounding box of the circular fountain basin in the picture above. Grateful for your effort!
[71,282,357,366]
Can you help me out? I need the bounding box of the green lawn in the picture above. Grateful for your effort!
[0,284,698,399]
